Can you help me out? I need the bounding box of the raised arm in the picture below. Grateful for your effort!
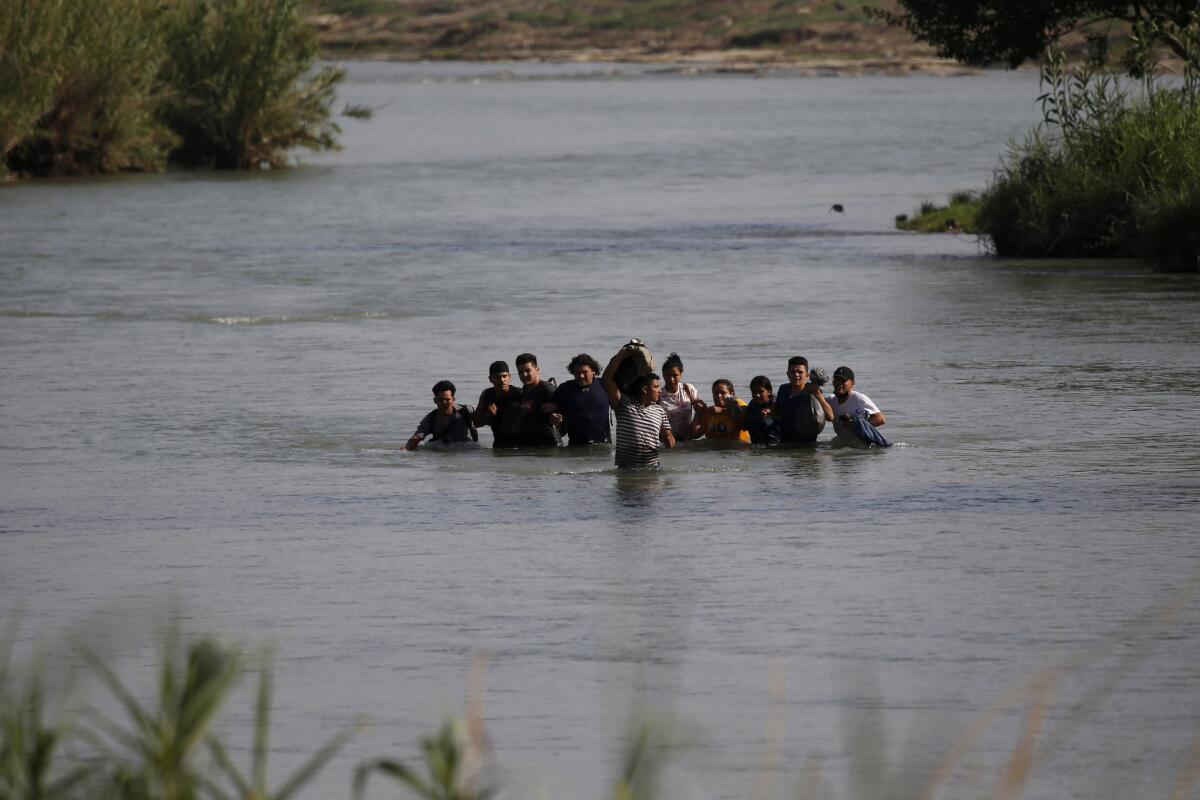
[601,348,628,410]
[472,389,494,426]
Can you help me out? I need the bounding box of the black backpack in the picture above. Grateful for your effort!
[431,406,478,444]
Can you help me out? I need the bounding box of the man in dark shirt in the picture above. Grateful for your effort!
[773,355,834,444]
[511,352,559,447]
[406,380,476,450]
[472,360,524,448]
[549,353,611,446]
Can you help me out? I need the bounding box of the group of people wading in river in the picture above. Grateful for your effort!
[406,341,888,468]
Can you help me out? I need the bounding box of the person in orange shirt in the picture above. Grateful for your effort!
[690,379,750,443]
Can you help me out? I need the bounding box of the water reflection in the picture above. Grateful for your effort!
[779,446,832,482]
[612,469,668,518]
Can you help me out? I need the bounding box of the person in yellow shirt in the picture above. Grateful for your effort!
[691,379,750,443]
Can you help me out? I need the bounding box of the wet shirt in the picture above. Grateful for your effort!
[695,400,750,442]
[480,386,524,448]
[826,390,881,440]
[774,383,826,443]
[415,406,476,444]
[551,380,611,446]
[515,381,558,447]
[614,397,670,468]
[658,382,699,439]
[744,399,781,444]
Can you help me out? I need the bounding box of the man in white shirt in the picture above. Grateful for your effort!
[826,366,886,444]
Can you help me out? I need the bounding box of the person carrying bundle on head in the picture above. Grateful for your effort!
[601,340,675,469]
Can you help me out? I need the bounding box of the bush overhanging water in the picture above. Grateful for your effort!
[974,41,1200,270]
[0,0,344,178]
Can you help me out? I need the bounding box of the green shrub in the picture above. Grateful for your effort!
[1137,182,1200,271]
[159,0,345,169]
[1,0,175,177]
[976,47,1200,268]
[897,193,981,233]
[0,0,64,171]
[1,0,346,177]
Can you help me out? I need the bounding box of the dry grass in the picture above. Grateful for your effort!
[306,0,938,62]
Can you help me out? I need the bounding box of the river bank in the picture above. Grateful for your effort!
[308,0,977,75]
[321,46,978,76]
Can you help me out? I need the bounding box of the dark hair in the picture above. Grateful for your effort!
[712,378,735,395]
[515,353,537,367]
[750,375,772,393]
[662,352,684,373]
[432,380,456,396]
[567,353,600,373]
[787,356,809,369]
[630,372,661,398]
[488,360,510,375]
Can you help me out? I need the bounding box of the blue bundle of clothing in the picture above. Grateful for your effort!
[846,410,891,448]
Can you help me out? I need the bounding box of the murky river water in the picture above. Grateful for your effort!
[2,62,1198,799]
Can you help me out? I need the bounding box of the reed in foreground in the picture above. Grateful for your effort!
[4,586,1199,800]
[158,0,345,169]
[0,0,175,177]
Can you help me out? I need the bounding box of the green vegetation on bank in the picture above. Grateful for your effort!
[1,0,345,179]
[976,47,1200,270]
[896,191,980,233]
[899,67,1200,270]
[889,3,1200,271]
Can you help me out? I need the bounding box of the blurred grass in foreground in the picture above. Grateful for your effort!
[3,584,1199,799]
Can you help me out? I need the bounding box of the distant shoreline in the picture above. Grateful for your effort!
[326,48,985,77]
[307,2,979,77]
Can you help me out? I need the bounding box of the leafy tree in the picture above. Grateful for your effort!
[877,1,1200,74]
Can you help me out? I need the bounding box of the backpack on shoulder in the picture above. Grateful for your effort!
[431,406,478,444]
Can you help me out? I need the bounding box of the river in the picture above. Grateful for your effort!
[1,62,1198,799]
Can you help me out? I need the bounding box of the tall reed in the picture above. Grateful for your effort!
[1,0,345,178]
[1,0,175,177]
[158,0,345,169]
[0,623,92,799]
[976,45,1200,270]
